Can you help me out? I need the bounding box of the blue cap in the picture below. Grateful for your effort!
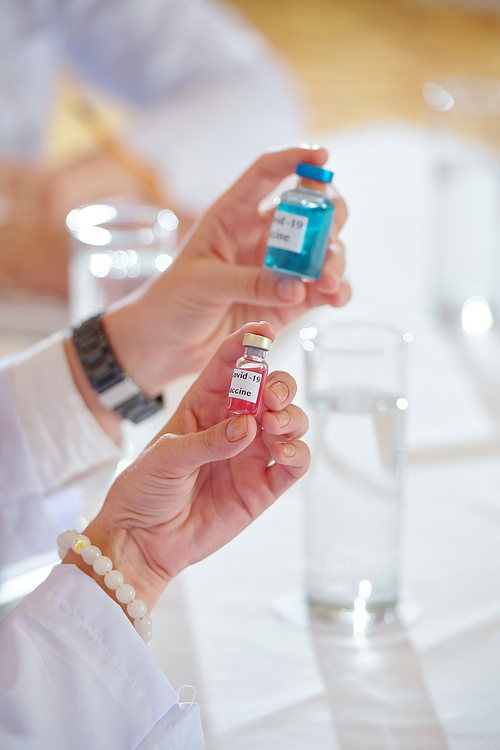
[296,163,334,183]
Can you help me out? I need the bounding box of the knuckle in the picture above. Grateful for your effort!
[238,267,260,300]
[199,427,219,453]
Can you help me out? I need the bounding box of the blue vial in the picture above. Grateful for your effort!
[263,163,335,280]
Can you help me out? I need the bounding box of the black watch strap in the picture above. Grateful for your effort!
[72,311,163,424]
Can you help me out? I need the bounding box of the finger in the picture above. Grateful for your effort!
[198,260,307,306]
[225,146,329,207]
[266,440,311,497]
[304,275,352,310]
[328,190,348,236]
[315,239,346,296]
[328,278,352,308]
[260,404,309,441]
[145,414,258,478]
[262,371,297,411]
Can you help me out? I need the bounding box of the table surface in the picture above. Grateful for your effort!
[2,121,500,750]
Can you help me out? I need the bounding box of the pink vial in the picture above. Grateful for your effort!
[227,333,272,417]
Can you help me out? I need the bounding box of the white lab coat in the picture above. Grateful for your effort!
[0,0,305,212]
[0,337,205,748]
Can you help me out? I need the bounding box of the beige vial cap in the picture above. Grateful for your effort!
[243,333,272,351]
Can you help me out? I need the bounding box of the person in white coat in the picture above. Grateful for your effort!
[0,146,349,748]
[0,0,305,295]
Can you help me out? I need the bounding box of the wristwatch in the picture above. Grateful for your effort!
[72,311,163,423]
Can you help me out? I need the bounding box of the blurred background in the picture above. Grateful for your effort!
[47,0,500,164]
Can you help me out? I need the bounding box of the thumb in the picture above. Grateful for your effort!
[145,414,257,478]
[203,262,307,306]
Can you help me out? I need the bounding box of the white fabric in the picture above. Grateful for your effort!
[0,564,205,749]
[10,331,121,497]
[0,360,81,571]
[0,334,204,748]
[0,0,305,212]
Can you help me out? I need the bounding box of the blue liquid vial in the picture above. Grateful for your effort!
[263,163,335,280]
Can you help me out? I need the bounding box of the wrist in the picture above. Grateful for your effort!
[102,291,182,393]
[62,518,168,616]
[102,300,160,396]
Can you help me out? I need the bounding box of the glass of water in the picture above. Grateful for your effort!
[423,76,500,332]
[300,321,412,628]
[66,203,178,322]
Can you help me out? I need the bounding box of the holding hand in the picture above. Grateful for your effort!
[66,322,310,611]
[104,146,350,396]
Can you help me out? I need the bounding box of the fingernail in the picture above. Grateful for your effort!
[329,240,340,255]
[276,409,291,428]
[336,280,352,306]
[227,415,248,442]
[320,271,339,294]
[277,277,301,301]
[299,143,320,150]
[279,442,296,458]
[270,381,289,403]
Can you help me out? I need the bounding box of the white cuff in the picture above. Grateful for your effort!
[10,331,122,496]
[0,565,205,749]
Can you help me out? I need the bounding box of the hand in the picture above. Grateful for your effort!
[0,163,68,295]
[68,322,310,611]
[104,146,350,395]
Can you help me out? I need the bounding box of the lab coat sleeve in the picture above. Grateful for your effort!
[56,0,307,212]
[0,333,121,569]
[8,330,122,497]
[0,564,205,750]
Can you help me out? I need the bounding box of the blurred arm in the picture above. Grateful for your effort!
[58,0,306,212]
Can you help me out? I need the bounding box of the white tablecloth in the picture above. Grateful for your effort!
[2,121,500,749]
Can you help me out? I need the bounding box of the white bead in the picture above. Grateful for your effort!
[134,616,153,635]
[116,583,136,604]
[93,556,113,576]
[57,529,78,550]
[139,629,153,644]
[127,599,147,619]
[72,534,91,555]
[104,570,124,590]
[81,545,101,565]
[58,547,67,561]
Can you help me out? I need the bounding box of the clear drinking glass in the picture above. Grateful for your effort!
[301,321,412,627]
[67,203,178,322]
[423,76,500,333]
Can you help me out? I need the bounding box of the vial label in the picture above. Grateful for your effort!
[228,368,262,404]
[268,210,309,254]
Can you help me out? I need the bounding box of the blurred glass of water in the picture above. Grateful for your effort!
[423,76,500,332]
[301,322,412,628]
[67,203,178,322]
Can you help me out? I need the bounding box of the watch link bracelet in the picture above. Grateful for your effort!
[71,311,163,424]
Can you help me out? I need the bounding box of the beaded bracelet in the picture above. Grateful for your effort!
[57,529,153,646]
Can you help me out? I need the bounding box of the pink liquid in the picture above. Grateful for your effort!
[227,370,268,417]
